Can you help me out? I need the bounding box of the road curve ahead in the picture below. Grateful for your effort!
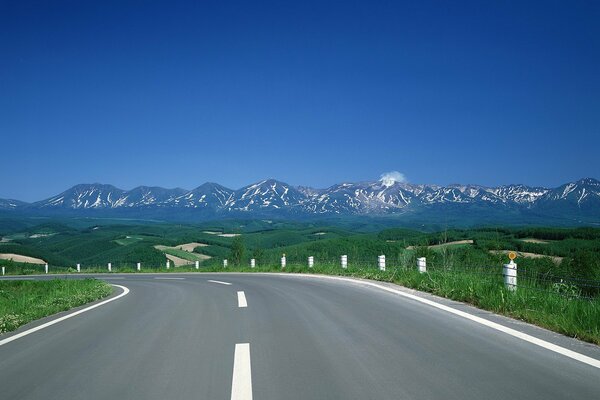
[1,273,599,399]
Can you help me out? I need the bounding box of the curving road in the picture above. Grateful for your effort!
[1,273,599,399]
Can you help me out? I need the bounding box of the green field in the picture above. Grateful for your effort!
[1,218,599,282]
[1,217,600,342]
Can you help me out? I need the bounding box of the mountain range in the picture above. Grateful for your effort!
[1,178,599,226]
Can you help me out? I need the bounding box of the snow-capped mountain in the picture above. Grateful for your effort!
[168,183,234,209]
[2,178,599,224]
[0,198,26,210]
[30,184,187,209]
[225,179,307,213]
[33,184,128,209]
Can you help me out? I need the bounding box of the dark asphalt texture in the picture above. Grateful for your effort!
[1,273,599,399]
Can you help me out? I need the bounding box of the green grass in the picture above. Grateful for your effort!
[0,279,113,334]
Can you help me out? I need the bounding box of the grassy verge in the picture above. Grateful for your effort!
[0,279,113,334]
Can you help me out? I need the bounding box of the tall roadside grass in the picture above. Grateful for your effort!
[0,279,112,334]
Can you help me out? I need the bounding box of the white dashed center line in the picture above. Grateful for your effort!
[237,291,247,308]
[231,343,252,400]
[208,280,232,286]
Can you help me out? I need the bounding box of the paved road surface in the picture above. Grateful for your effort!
[1,273,599,399]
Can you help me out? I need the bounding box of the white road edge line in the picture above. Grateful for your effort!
[208,280,232,286]
[154,277,185,280]
[281,274,600,370]
[0,284,130,347]
[0,277,34,280]
[237,291,248,308]
[231,343,253,400]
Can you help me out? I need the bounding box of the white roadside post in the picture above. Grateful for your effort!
[223,259,228,268]
[45,263,48,274]
[308,256,314,268]
[378,255,386,271]
[77,263,81,273]
[1,266,5,276]
[108,263,112,272]
[341,255,348,269]
[417,257,426,273]
[281,254,286,269]
[504,252,518,291]
[137,262,141,271]
[166,260,170,270]
[195,260,199,269]
[250,258,255,268]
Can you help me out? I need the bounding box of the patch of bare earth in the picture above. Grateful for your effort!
[490,250,563,264]
[29,233,56,239]
[176,242,208,252]
[0,254,46,264]
[406,240,473,250]
[164,254,193,267]
[519,238,550,244]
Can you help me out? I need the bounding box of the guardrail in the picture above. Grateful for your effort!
[2,255,599,300]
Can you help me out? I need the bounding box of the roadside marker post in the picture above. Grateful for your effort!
[378,255,386,271]
[281,254,286,269]
[308,256,314,268]
[166,260,170,270]
[417,257,426,273]
[45,264,48,274]
[341,255,348,269]
[195,260,199,269]
[77,263,80,273]
[250,258,255,268]
[504,252,518,291]
[1,267,4,276]
[108,263,112,272]
[223,259,228,268]
[137,262,141,271]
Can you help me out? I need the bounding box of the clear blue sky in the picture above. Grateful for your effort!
[1,1,599,201]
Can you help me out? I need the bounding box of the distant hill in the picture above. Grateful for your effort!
[1,178,599,226]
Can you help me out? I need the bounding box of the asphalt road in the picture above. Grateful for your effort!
[1,273,599,399]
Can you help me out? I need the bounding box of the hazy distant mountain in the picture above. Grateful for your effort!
[0,198,27,210]
[1,178,599,226]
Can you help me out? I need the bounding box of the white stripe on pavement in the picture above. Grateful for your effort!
[237,291,247,308]
[208,280,232,286]
[0,284,130,347]
[231,343,253,400]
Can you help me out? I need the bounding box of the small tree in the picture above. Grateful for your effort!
[230,236,245,266]
[252,248,264,263]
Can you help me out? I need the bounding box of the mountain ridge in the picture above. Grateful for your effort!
[1,178,599,225]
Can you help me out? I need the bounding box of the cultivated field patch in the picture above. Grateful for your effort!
[0,254,46,264]
[406,240,474,250]
[519,238,551,244]
[490,250,563,264]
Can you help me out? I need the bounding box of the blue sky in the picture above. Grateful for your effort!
[1,1,599,201]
